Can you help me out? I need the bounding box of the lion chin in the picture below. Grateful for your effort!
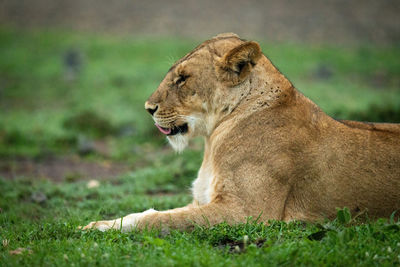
[82,33,400,233]
[167,133,189,153]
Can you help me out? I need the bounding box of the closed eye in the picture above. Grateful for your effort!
[174,74,189,86]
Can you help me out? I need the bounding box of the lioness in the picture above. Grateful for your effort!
[83,33,400,232]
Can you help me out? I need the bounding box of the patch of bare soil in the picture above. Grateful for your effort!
[0,155,130,182]
[0,0,398,44]
[216,238,266,254]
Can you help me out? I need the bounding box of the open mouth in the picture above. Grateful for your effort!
[155,123,188,136]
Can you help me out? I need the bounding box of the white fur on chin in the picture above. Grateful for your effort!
[167,133,189,153]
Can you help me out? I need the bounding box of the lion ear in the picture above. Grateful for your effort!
[216,41,262,86]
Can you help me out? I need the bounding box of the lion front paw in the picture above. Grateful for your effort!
[81,220,118,232]
[80,209,157,232]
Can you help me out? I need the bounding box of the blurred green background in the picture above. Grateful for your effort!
[0,0,399,180]
[0,27,399,180]
[0,1,399,265]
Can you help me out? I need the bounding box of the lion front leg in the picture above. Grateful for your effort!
[82,201,245,232]
[136,201,245,230]
[82,209,157,232]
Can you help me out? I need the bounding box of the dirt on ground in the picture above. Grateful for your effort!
[0,0,399,44]
[0,155,130,182]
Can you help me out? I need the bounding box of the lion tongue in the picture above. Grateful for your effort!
[155,123,171,135]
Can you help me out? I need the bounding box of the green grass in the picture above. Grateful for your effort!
[1,175,400,266]
[0,27,400,266]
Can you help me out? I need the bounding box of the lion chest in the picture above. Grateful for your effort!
[192,163,214,205]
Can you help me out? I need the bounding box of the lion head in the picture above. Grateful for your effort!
[145,33,269,152]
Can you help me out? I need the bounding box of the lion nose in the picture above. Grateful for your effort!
[145,102,158,116]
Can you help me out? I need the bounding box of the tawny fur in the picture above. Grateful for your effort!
[83,33,400,232]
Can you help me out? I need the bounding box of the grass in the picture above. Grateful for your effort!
[0,27,399,266]
[1,176,400,266]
